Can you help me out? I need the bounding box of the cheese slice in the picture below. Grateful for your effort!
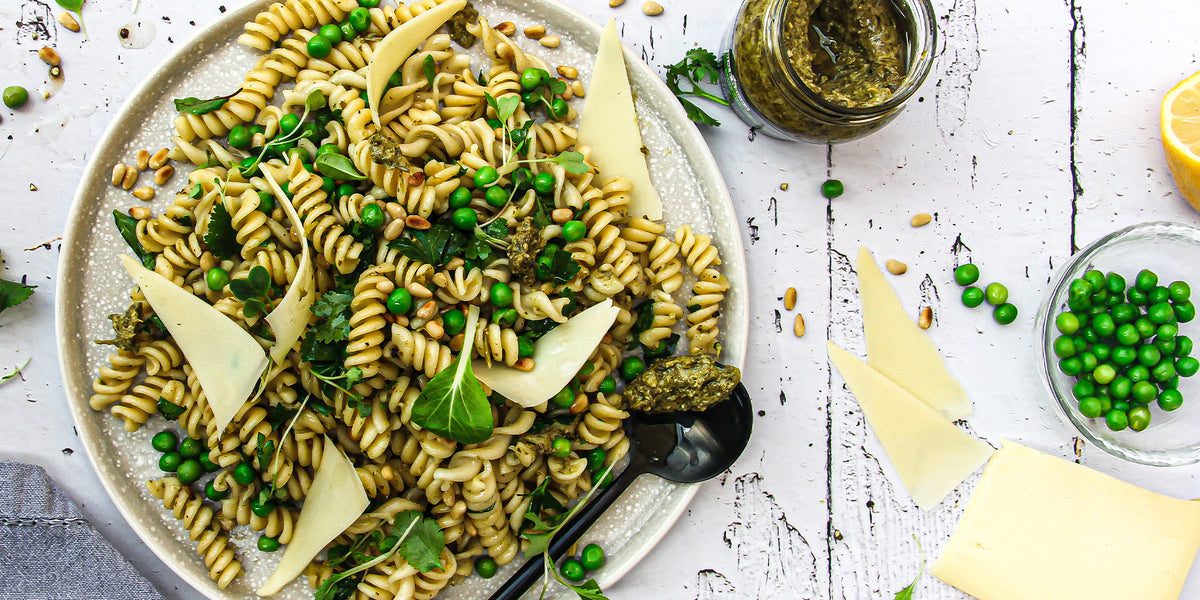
[474,299,619,407]
[261,165,316,367]
[576,20,662,220]
[120,254,268,434]
[827,342,993,510]
[857,247,971,420]
[932,441,1200,600]
[366,0,466,128]
[258,436,369,596]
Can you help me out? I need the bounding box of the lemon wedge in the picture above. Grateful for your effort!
[1161,70,1200,210]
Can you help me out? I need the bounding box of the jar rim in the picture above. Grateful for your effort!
[765,0,939,117]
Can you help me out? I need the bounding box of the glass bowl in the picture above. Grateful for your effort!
[1036,221,1200,466]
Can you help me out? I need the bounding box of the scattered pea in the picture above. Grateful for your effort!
[551,437,572,458]
[985,283,1009,306]
[475,556,498,578]
[961,286,985,308]
[159,452,183,472]
[954,264,980,286]
[3,86,28,108]
[560,557,585,582]
[820,179,844,199]
[151,431,178,453]
[580,543,606,571]
[993,303,1018,325]
[258,536,281,552]
[177,459,203,485]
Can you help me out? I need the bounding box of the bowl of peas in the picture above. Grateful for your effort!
[1036,221,1200,466]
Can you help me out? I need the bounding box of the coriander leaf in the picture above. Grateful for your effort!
[549,247,580,284]
[564,579,609,600]
[665,48,730,126]
[313,291,353,319]
[523,318,556,342]
[1,358,30,383]
[204,202,239,260]
[410,306,493,443]
[392,511,445,572]
[112,210,156,269]
[173,89,241,115]
[389,224,466,269]
[463,236,493,263]
[551,151,589,175]
[315,153,367,180]
[679,96,721,127]
[685,48,722,83]
[188,183,203,199]
[255,433,276,470]
[157,396,186,420]
[423,55,437,88]
[0,280,35,315]
[632,300,655,335]
[348,220,378,257]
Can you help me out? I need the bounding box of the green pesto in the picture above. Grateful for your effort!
[623,354,740,414]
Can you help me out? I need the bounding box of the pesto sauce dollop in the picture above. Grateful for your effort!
[623,354,741,414]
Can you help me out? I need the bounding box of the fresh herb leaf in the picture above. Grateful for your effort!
[1,358,30,383]
[112,210,156,269]
[173,89,241,115]
[555,574,609,600]
[348,220,377,257]
[315,153,367,181]
[305,89,327,112]
[549,246,580,284]
[509,119,536,154]
[410,306,493,443]
[204,203,239,260]
[391,511,445,572]
[632,300,655,335]
[464,220,508,264]
[423,55,437,88]
[894,537,925,600]
[523,318,556,342]
[157,396,186,420]
[188,183,203,199]
[230,266,273,318]
[549,78,568,96]
[665,47,730,126]
[549,151,589,175]
[55,0,87,39]
[389,224,466,269]
[313,291,353,319]
[485,92,520,122]
[0,279,35,315]
[641,333,679,362]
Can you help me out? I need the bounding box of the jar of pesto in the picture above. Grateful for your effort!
[720,0,937,143]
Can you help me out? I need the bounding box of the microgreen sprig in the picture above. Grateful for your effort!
[665,48,730,127]
[1,358,30,384]
[239,89,326,178]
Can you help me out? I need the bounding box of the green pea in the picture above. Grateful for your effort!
[1088,304,1107,316]
[151,431,179,453]
[1072,379,1095,400]
[592,469,613,487]
[562,220,586,243]
[533,172,556,195]
[1087,314,1112,338]
[205,479,229,501]
[1150,286,1171,305]
[484,185,509,207]
[1127,406,1152,432]
[2,85,28,108]
[490,282,513,307]
[474,165,499,188]
[258,535,281,552]
[1111,346,1136,367]
[1128,365,1151,383]
[517,335,534,358]
[1072,336,1089,354]
[321,176,336,194]
[1078,397,1104,418]
[177,459,203,485]
[238,156,260,177]
[442,309,465,336]
[475,556,498,579]
[1112,300,1138,320]
[449,186,473,208]
[250,497,274,518]
[585,448,606,471]
[159,452,183,472]
[451,207,478,231]
[1105,293,1121,307]
[233,462,257,485]
[1159,389,1185,411]
[1175,301,1196,323]
[1113,323,1139,346]
[961,286,985,308]
[1168,281,1192,303]
[993,303,1018,324]
[387,289,413,315]
[1127,286,1148,305]
[1094,384,1110,399]
[1067,294,1092,312]
[560,557,586,582]
[1059,357,1083,376]
[1069,278,1093,298]
[339,19,357,42]
[337,183,358,199]
[348,7,371,32]
[1178,336,1194,357]
[359,0,381,8]
[179,438,203,459]
[1056,312,1080,335]
[549,97,570,120]
[1131,380,1158,403]
[360,203,385,228]
[1134,318,1157,339]
[280,113,302,137]
[1054,335,1077,359]
[1159,322,1180,342]
[1104,408,1129,431]
[1093,364,1117,385]
[1082,269,1105,292]
[1094,344,1113,362]
[985,283,1009,306]
[1156,337,1178,357]
[621,356,646,380]
[249,124,266,137]
[598,376,617,395]
[1109,376,1132,400]
[551,386,575,408]
[1138,344,1162,367]
[227,125,251,150]
[1105,272,1126,294]
[820,179,844,199]
[199,452,219,473]
[1178,356,1200,377]
[319,23,343,45]
[511,168,534,192]
[1078,352,1097,372]
[256,191,276,214]
[954,264,980,286]
[1153,360,1177,382]
[1148,302,1176,325]
[494,308,517,327]
[1135,269,1159,292]
[520,67,548,90]
[1099,397,1113,413]
[580,543,605,571]
[551,437,572,458]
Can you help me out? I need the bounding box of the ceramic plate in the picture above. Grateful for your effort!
[56,1,748,598]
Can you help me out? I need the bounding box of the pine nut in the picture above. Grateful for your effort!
[561,85,573,100]
[406,215,431,230]
[551,208,573,224]
[415,300,437,320]
[784,287,797,311]
[58,11,80,32]
[886,259,907,275]
[385,203,406,219]
[37,47,61,67]
[780,183,789,191]
[153,165,174,185]
[431,272,451,288]
[148,148,170,169]
[793,313,806,337]
[571,80,585,97]
[496,21,516,36]
[375,279,395,294]
[111,164,125,186]
[513,358,535,372]
[539,35,560,48]
[425,320,445,339]
[556,65,578,79]
[200,252,217,272]
[569,394,588,413]
[610,0,625,6]
[911,213,932,227]
[132,186,156,201]
[135,149,150,171]
[408,281,433,298]
[643,1,664,16]
[251,132,267,148]
[395,315,410,327]
[121,166,139,190]
[524,25,546,39]
[128,206,150,220]
[407,171,425,186]
[449,333,465,352]
[383,219,406,241]
[918,306,933,330]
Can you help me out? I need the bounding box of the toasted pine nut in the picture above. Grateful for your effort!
[496,21,516,36]
[449,333,465,352]
[408,282,433,298]
[561,85,573,100]
[37,47,61,67]
[513,358,535,372]
[384,220,406,241]
[610,0,626,6]
[153,165,174,185]
[406,215,431,230]
[551,208,573,224]
[886,259,907,275]
[58,11,80,32]
[395,315,410,327]
[569,394,588,414]
[918,306,933,330]
[251,132,267,148]
[784,287,797,311]
[375,279,395,294]
[135,149,150,171]
[445,257,465,270]
[121,166,139,190]
[132,186,156,201]
[199,252,217,272]
[128,206,150,220]
[425,321,445,339]
[431,272,451,288]
[148,148,170,169]
[415,300,437,320]
[385,202,406,219]
[539,35,561,48]
[111,164,125,186]
[524,24,546,39]
[911,213,932,227]
[407,171,425,186]
[556,65,578,79]
[571,80,585,97]
[793,313,806,337]
[643,1,664,16]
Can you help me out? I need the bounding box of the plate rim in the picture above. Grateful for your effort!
[56,0,749,597]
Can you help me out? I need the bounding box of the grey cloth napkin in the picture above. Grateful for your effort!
[0,462,164,600]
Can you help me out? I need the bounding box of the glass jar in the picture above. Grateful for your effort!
[720,0,937,143]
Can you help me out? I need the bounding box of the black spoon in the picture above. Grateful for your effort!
[488,382,755,600]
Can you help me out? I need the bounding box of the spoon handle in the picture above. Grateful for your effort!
[487,465,641,600]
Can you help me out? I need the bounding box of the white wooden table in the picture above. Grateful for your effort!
[3,0,1200,598]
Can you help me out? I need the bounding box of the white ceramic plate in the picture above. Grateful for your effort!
[56,1,748,598]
